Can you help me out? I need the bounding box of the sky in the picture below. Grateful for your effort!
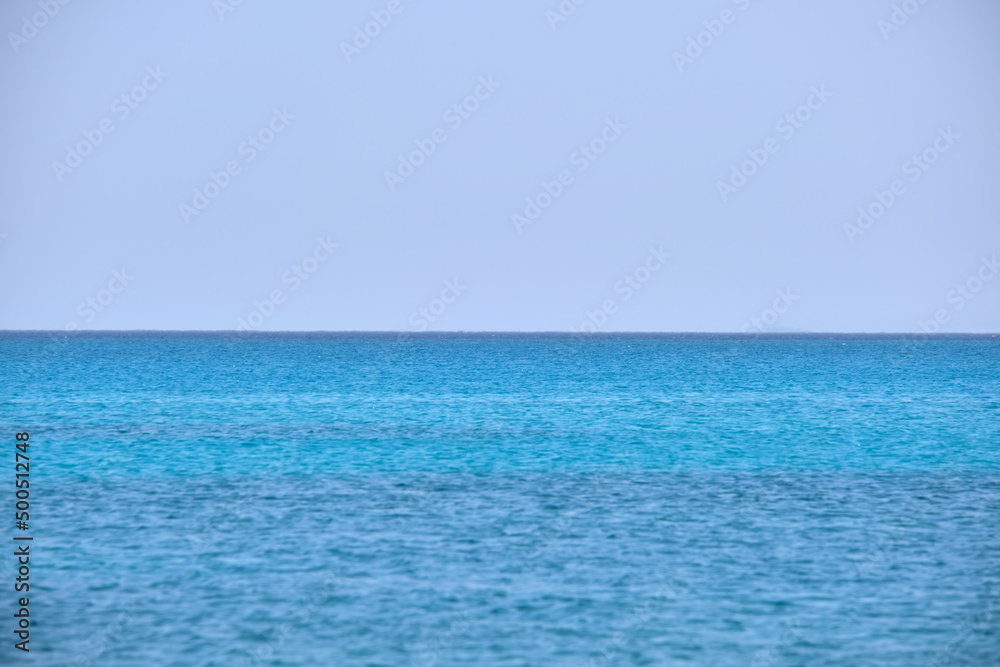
[0,0,998,333]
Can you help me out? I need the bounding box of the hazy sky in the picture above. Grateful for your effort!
[1,0,998,332]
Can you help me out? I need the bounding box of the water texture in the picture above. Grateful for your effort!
[1,333,997,665]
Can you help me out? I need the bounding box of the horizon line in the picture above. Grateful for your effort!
[1,330,998,338]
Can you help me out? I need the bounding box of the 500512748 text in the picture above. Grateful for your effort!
[13,431,32,653]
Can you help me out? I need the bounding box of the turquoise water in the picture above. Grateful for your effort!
[2,333,998,665]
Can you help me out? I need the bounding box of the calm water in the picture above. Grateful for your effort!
[1,333,998,666]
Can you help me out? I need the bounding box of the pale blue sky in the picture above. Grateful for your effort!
[1,0,998,332]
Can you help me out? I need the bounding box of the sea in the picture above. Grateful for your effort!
[1,332,998,666]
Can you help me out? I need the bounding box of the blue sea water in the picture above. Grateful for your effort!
[1,333,998,666]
